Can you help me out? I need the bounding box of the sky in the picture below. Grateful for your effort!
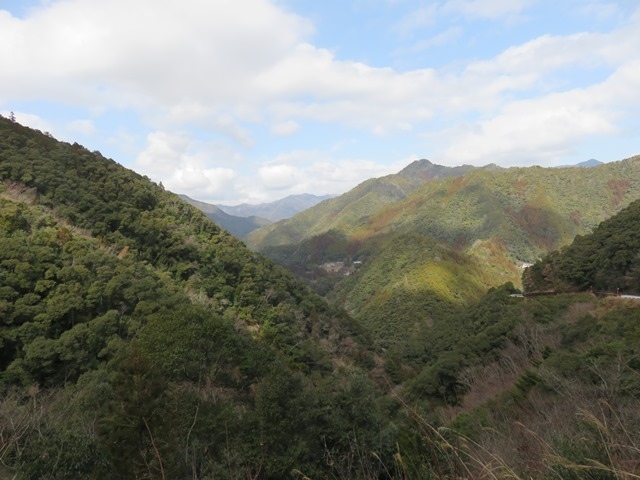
[2,0,640,205]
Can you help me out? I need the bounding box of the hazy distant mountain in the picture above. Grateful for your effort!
[577,159,603,167]
[556,158,604,168]
[218,193,335,222]
[179,194,271,238]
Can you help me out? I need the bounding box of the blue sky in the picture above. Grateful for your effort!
[2,0,639,204]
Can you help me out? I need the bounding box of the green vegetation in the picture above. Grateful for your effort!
[0,117,386,478]
[248,154,640,379]
[525,197,640,294]
[2,116,640,479]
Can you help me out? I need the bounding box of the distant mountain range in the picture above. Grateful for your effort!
[180,193,334,238]
[218,193,335,222]
[185,160,600,238]
[178,194,272,238]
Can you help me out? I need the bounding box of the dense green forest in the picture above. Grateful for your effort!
[1,116,640,479]
[524,198,640,294]
[247,153,640,370]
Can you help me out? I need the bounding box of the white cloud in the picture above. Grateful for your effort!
[439,85,621,166]
[2,0,640,203]
[0,0,312,110]
[258,164,302,190]
[270,120,300,136]
[135,130,242,200]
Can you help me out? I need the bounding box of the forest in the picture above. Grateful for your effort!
[1,116,640,479]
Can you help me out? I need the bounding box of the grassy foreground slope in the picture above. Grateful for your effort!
[426,196,640,479]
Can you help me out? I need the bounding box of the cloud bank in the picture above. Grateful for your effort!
[2,0,639,203]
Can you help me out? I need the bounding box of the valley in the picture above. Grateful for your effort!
[1,116,639,479]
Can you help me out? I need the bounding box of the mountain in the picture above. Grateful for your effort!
[2,116,640,479]
[246,159,477,249]
[523,197,640,294]
[0,117,386,479]
[218,193,335,222]
[556,158,604,168]
[179,194,271,237]
[576,158,603,167]
[248,156,640,348]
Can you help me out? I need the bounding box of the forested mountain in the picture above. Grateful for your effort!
[524,197,640,294]
[2,116,639,480]
[0,117,383,478]
[218,193,335,222]
[246,159,476,249]
[179,194,272,238]
[247,157,640,348]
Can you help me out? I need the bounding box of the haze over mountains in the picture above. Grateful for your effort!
[180,193,333,238]
[2,116,640,479]
[218,193,335,222]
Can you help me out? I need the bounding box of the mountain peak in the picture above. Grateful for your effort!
[397,158,476,181]
[577,159,603,167]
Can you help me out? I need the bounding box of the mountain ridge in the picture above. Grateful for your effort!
[247,155,640,350]
[2,116,640,479]
[178,193,271,238]
[218,193,335,221]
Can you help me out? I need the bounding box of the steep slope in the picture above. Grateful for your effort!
[246,159,476,249]
[0,117,388,479]
[179,194,271,237]
[219,193,335,222]
[523,197,640,294]
[427,203,640,479]
[246,156,640,355]
[253,158,640,262]
[362,160,640,261]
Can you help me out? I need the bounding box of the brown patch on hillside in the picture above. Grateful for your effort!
[607,178,630,207]
[2,181,39,204]
[515,177,529,196]
[446,176,470,197]
[569,210,582,225]
[514,204,555,250]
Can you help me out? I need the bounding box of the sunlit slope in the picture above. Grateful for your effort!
[247,155,640,345]
[246,159,475,249]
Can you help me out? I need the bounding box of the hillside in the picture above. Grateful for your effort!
[2,116,640,479]
[179,194,271,237]
[430,199,640,479]
[523,197,640,294]
[247,157,640,349]
[0,117,387,479]
[246,159,476,249]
